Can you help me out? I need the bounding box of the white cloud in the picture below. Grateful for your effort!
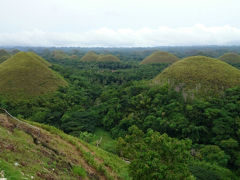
[1,24,240,47]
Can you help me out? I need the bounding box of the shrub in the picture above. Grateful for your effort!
[72,165,87,178]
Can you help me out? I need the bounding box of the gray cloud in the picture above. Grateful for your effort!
[0,25,240,47]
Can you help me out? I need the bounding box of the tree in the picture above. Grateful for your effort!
[118,126,194,180]
[60,110,98,136]
[200,145,230,167]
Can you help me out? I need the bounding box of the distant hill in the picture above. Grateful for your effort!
[80,51,99,62]
[0,52,67,98]
[0,49,10,63]
[218,52,240,63]
[153,56,240,97]
[0,49,9,57]
[97,54,120,62]
[140,51,179,65]
[0,112,128,179]
[80,52,121,62]
[11,49,21,55]
[50,50,71,60]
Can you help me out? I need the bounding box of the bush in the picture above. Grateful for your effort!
[72,165,87,178]
[79,131,96,142]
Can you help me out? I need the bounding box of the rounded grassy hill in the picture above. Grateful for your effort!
[81,52,121,62]
[0,52,67,98]
[80,51,99,62]
[218,52,240,63]
[153,56,240,97]
[97,54,120,62]
[140,51,179,65]
[51,50,70,60]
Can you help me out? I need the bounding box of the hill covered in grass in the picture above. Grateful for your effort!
[153,56,240,97]
[0,112,129,180]
[80,51,99,62]
[81,52,121,62]
[140,51,179,65]
[97,54,120,62]
[50,50,71,60]
[0,52,67,98]
[218,52,240,63]
[0,49,10,64]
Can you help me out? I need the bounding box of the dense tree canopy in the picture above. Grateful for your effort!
[118,126,194,180]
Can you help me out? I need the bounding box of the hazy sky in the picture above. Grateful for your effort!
[1,0,240,47]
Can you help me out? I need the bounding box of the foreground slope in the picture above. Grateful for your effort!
[218,52,240,63]
[0,112,129,180]
[140,51,179,65]
[153,56,240,96]
[0,52,67,98]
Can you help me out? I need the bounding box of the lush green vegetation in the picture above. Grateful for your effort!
[140,51,179,64]
[0,48,240,179]
[118,126,194,179]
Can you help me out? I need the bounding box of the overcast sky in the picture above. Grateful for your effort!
[1,0,240,47]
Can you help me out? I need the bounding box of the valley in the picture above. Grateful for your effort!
[0,47,240,179]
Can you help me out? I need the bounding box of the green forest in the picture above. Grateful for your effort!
[0,47,240,179]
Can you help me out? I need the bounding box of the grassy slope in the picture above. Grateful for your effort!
[0,52,67,98]
[97,55,120,62]
[140,51,179,65]
[153,56,240,96]
[218,52,240,63]
[28,52,51,67]
[0,113,129,180]
[0,159,25,180]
